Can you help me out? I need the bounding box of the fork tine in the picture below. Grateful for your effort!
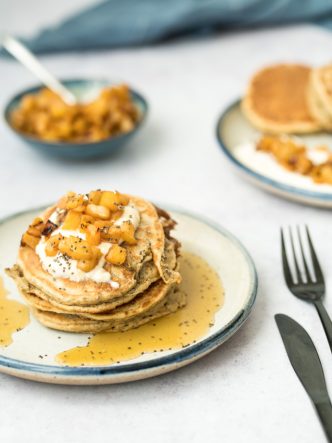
[289,227,303,284]
[296,226,312,283]
[305,226,325,284]
[281,228,294,286]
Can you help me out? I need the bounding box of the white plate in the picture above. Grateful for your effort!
[0,207,257,385]
[216,100,332,208]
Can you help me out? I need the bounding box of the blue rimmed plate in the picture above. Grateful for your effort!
[0,207,257,385]
[216,100,332,208]
[4,79,148,159]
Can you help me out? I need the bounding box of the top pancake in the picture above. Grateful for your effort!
[16,195,181,307]
[242,64,321,134]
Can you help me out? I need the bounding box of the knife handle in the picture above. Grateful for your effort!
[315,402,332,442]
[314,300,332,354]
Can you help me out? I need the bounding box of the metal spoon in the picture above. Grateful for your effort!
[2,35,77,105]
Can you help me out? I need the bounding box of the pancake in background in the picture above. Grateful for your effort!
[242,64,321,134]
[307,77,332,130]
[309,64,332,129]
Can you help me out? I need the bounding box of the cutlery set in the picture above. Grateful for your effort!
[277,227,332,441]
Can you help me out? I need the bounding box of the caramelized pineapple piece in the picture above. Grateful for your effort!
[27,217,45,237]
[120,221,137,245]
[77,258,97,272]
[111,209,123,221]
[45,233,63,257]
[58,236,93,260]
[104,225,122,242]
[99,191,129,211]
[65,192,85,210]
[86,224,101,245]
[86,204,110,220]
[62,210,81,230]
[21,232,40,249]
[105,244,127,265]
[94,220,114,240]
[27,226,43,238]
[88,190,102,205]
[73,205,86,213]
[77,246,102,272]
[80,214,95,232]
[31,217,45,230]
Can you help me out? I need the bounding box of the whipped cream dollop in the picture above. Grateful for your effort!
[35,203,141,286]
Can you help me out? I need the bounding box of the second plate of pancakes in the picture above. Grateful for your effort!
[216,99,332,208]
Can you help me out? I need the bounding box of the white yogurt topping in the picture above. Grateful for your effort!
[35,228,119,286]
[233,142,332,193]
[114,204,140,229]
[306,148,330,165]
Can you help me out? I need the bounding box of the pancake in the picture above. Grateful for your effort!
[242,64,321,134]
[6,238,179,315]
[6,190,184,333]
[14,268,179,321]
[16,196,180,307]
[32,286,186,333]
[309,65,332,126]
[307,78,332,130]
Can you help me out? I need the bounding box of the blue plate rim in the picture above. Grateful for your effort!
[0,205,258,379]
[3,78,148,149]
[216,99,332,202]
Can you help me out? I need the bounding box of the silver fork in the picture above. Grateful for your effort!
[281,226,332,353]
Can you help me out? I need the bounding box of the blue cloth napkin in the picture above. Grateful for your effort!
[7,0,332,54]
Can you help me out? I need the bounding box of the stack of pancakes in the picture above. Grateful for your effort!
[6,193,185,333]
[242,63,332,134]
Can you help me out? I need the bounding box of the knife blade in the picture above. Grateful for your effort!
[275,314,332,442]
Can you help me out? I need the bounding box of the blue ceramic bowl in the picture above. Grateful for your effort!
[4,79,148,159]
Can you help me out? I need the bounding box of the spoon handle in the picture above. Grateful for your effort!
[2,35,76,105]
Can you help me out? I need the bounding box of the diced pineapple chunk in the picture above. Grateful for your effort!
[94,220,113,240]
[86,224,101,245]
[104,225,122,242]
[21,232,40,249]
[88,190,102,205]
[80,214,95,231]
[27,217,45,237]
[27,226,43,238]
[92,246,102,261]
[77,247,102,272]
[65,192,85,210]
[120,221,137,245]
[45,233,63,257]
[74,205,86,213]
[99,191,129,211]
[111,209,123,221]
[77,258,97,272]
[105,244,127,265]
[31,217,45,230]
[58,236,93,260]
[86,204,110,220]
[62,210,81,230]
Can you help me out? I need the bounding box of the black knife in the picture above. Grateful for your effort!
[275,314,332,442]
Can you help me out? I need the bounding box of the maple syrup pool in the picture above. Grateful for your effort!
[0,252,224,366]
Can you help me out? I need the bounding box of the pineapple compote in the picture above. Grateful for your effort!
[21,191,141,285]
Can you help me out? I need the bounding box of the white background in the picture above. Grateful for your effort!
[1,2,332,442]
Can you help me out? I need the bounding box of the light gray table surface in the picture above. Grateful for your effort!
[1,6,332,441]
